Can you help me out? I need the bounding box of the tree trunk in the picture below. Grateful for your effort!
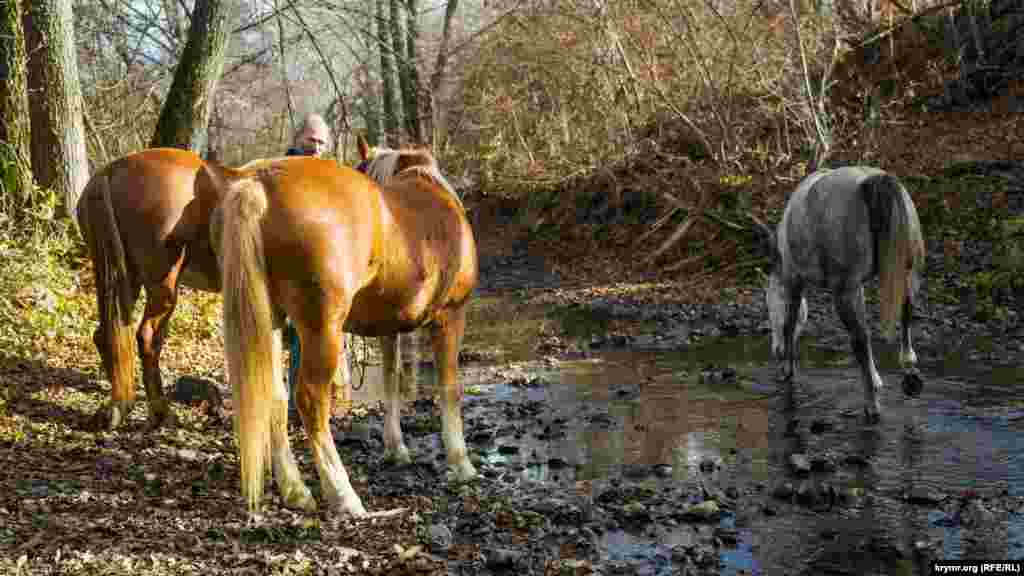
[0,0,34,218]
[24,0,90,219]
[427,0,459,149]
[378,0,399,145]
[404,0,422,143]
[390,0,411,145]
[150,0,235,153]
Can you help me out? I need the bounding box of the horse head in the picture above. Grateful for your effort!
[355,133,462,207]
[748,212,806,364]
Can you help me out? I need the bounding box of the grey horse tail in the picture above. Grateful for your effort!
[861,173,925,341]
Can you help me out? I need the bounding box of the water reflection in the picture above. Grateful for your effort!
[346,335,1024,573]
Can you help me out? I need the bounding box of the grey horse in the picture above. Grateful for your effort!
[753,166,926,424]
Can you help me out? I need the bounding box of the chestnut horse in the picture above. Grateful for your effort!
[209,144,477,515]
[76,148,225,429]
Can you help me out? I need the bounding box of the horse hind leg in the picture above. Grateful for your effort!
[835,286,884,424]
[94,282,140,430]
[430,305,477,482]
[381,335,412,465]
[780,285,805,410]
[294,318,366,516]
[898,280,918,368]
[899,282,924,397]
[267,325,315,511]
[136,273,184,430]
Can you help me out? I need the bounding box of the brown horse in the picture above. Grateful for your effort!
[209,141,477,515]
[76,148,225,430]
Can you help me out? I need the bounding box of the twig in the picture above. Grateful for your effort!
[702,209,746,232]
[634,206,683,246]
[284,0,351,135]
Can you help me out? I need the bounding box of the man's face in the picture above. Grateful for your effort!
[297,127,329,157]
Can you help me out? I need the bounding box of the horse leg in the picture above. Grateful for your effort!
[780,284,804,409]
[835,286,884,424]
[898,284,918,368]
[399,332,419,399]
[295,321,366,516]
[94,282,140,429]
[333,333,352,415]
[267,325,316,511]
[136,278,180,430]
[899,284,924,397]
[381,334,412,464]
[430,305,477,482]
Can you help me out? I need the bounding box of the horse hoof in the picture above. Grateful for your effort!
[902,372,924,398]
[97,401,134,430]
[283,486,317,512]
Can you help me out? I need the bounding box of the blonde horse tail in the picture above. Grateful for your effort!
[79,172,136,403]
[218,172,275,513]
[871,174,925,341]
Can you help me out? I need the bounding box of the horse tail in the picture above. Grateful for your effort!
[866,173,925,341]
[78,172,136,401]
[217,168,275,513]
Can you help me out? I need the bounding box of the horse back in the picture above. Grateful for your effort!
[81,148,208,287]
[345,173,477,334]
[779,167,885,287]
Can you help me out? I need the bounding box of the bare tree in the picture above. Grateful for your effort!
[23,0,90,218]
[151,0,236,152]
[427,0,460,148]
[0,0,34,219]
[379,0,400,144]
[390,0,412,143]
[404,0,422,143]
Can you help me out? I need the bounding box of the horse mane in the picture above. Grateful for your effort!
[367,147,463,208]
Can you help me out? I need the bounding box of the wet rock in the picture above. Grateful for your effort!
[427,523,453,553]
[842,454,871,468]
[906,487,947,506]
[796,480,819,507]
[809,419,834,435]
[585,412,617,429]
[698,457,720,473]
[961,499,996,527]
[622,464,650,479]
[468,429,495,445]
[680,500,720,521]
[840,487,865,507]
[810,453,837,473]
[548,457,570,469]
[789,453,812,475]
[699,365,737,385]
[622,501,650,521]
[483,547,523,569]
[772,482,795,501]
[172,376,226,420]
[714,526,739,547]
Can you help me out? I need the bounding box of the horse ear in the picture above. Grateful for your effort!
[357,133,370,161]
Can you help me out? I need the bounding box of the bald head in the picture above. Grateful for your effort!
[294,114,331,157]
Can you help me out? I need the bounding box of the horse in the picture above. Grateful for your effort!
[208,140,478,516]
[76,148,226,430]
[751,166,926,424]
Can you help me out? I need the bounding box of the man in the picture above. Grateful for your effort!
[283,114,333,419]
[287,113,331,158]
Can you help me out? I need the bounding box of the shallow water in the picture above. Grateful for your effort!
[348,334,1024,574]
